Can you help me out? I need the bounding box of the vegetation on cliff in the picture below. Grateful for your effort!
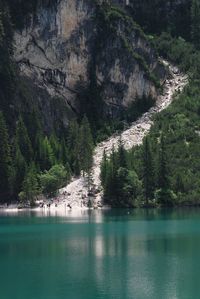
[101,0,200,207]
[1,0,200,205]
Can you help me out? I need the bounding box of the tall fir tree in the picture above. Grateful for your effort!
[67,120,81,175]
[118,137,127,168]
[58,138,68,166]
[191,0,200,49]
[100,149,108,188]
[0,111,12,201]
[79,116,94,176]
[105,146,119,202]
[39,136,55,171]
[16,116,33,163]
[158,134,170,190]
[19,163,40,206]
[142,137,155,205]
[13,144,27,197]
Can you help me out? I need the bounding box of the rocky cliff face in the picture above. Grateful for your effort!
[14,0,166,127]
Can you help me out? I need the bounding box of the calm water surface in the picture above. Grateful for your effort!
[0,208,199,299]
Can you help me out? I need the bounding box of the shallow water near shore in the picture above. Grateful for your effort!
[0,208,199,299]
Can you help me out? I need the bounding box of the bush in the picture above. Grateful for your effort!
[154,189,177,206]
[39,164,68,197]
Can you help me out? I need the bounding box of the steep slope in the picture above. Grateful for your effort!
[58,61,188,208]
[14,0,166,125]
[113,0,191,39]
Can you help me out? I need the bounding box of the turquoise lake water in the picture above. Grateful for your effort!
[0,208,200,299]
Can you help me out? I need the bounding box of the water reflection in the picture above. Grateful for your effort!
[0,209,200,299]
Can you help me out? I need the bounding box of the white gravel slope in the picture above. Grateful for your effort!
[59,60,188,208]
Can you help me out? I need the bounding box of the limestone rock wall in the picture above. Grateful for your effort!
[14,0,166,126]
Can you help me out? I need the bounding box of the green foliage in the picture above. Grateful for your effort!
[154,189,177,206]
[142,137,155,205]
[19,163,40,206]
[0,112,12,201]
[39,164,68,197]
[13,145,27,196]
[2,0,200,207]
[128,0,191,40]
[157,135,170,191]
[118,138,127,169]
[38,136,55,171]
[15,116,33,163]
[79,116,94,175]
[125,96,156,123]
[153,33,200,79]
[66,116,94,177]
[116,167,141,207]
[191,0,200,49]
[101,144,142,207]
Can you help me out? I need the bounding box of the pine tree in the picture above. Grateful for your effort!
[49,133,60,160]
[100,149,108,188]
[13,144,27,197]
[39,136,55,171]
[118,137,127,168]
[67,120,81,174]
[79,116,94,176]
[16,116,33,163]
[106,146,119,202]
[19,163,40,206]
[0,111,12,201]
[191,0,200,49]
[116,167,141,207]
[158,134,170,190]
[59,138,68,166]
[142,137,155,205]
[25,110,42,151]
[0,3,15,121]
[154,134,176,206]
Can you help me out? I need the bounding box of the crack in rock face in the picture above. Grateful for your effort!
[14,0,166,120]
[58,60,188,209]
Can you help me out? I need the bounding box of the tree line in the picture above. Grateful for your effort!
[100,135,175,208]
[101,3,200,207]
[0,113,94,204]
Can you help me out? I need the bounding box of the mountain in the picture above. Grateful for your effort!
[0,0,197,203]
[13,0,166,132]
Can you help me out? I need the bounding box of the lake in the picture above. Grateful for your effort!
[0,208,199,299]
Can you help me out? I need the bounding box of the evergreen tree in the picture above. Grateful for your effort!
[0,111,12,201]
[16,116,33,163]
[175,173,185,193]
[155,134,175,205]
[142,137,155,205]
[100,150,108,188]
[79,116,94,175]
[67,120,81,175]
[191,0,200,49]
[157,134,170,190]
[25,110,42,151]
[116,167,141,207]
[0,3,15,122]
[103,146,119,203]
[49,133,60,160]
[39,136,55,171]
[59,138,68,166]
[13,145,27,197]
[118,137,127,168]
[19,163,40,206]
